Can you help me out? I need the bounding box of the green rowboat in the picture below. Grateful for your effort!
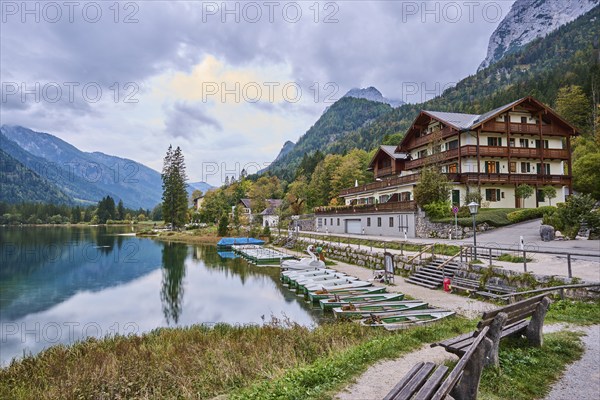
[332,301,429,318]
[319,293,404,310]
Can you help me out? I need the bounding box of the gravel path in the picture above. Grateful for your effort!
[336,324,598,400]
[544,325,600,400]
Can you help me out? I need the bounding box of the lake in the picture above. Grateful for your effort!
[0,226,323,366]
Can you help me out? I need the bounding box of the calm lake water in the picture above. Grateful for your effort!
[0,226,323,365]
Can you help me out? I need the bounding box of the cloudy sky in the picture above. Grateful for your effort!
[1,0,515,186]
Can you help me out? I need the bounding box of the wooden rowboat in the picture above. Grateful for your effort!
[306,287,387,303]
[332,301,429,318]
[360,309,455,330]
[319,293,403,310]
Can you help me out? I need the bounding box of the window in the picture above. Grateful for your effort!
[536,163,551,175]
[337,218,340,226]
[520,162,530,173]
[389,217,394,227]
[485,161,499,173]
[324,219,327,226]
[367,217,371,227]
[401,192,412,202]
[509,162,516,173]
[487,137,502,146]
[377,217,382,227]
[418,149,428,159]
[537,190,545,202]
[448,163,458,173]
[521,116,528,124]
[330,218,333,226]
[535,140,549,149]
[519,139,529,148]
[509,138,515,147]
[446,140,458,150]
[379,195,390,203]
[317,218,322,228]
[485,188,501,202]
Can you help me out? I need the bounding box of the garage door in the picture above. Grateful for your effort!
[345,219,362,234]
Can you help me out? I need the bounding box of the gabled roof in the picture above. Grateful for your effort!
[368,145,409,169]
[380,145,409,159]
[239,198,252,208]
[260,199,283,215]
[421,111,480,130]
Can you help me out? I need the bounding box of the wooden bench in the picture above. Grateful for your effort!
[475,283,517,300]
[383,325,493,400]
[450,277,480,292]
[432,294,551,366]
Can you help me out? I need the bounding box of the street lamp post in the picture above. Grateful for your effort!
[468,201,479,260]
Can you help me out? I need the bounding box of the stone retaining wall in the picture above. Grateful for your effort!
[291,238,413,274]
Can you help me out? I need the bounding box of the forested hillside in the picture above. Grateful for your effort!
[0,150,73,204]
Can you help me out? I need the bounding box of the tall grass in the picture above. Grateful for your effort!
[0,318,474,400]
[0,321,388,399]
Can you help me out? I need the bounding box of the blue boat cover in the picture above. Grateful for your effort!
[217,251,238,259]
[217,237,265,246]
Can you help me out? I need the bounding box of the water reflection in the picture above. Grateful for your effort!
[0,227,323,365]
[160,242,187,324]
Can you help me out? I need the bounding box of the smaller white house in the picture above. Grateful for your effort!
[235,198,282,226]
[261,199,283,227]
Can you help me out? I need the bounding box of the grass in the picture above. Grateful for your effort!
[296,234,461,256]
[230,316,474,399]
[546,299,600,325]
[435,208,514,227]
[497,253,533,263]
[478,331,585,399]
[0,317,474,400]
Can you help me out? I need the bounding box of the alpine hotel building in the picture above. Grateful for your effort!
[315,97,577,238]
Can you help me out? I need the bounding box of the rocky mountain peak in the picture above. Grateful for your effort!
[479,0,598,70]
[342,86,405,108]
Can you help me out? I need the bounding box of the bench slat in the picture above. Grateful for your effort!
[432,331,474,349]
[431,326,490,400]
[480,294,547,320]
[394,362,436,400]
[413,366,449,400]
[478,302,538,329]
[383,362,425,400]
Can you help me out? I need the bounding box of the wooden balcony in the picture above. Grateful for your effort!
[458,173,571,186]
[481,121,560,136]
[409,126,456,148]
[315,201,417,215]
[339,174,419,196]
[374,166,393,178]
[405,148,459,169]
[460,145,569,159]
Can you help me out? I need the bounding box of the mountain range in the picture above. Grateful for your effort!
[266,2,600,181]
[0,125,212,208]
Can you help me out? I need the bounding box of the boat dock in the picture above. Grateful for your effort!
[232,245,295,266]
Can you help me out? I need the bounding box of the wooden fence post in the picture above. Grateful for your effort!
[567,254,572,278]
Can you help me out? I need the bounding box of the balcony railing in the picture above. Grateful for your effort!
[315,201,417,215]
[409,126,456,148]
[481,121,559,136]
[460,145,569,159]
[339,174,420,196]
[458,173,571,185]
[374,166,393,178]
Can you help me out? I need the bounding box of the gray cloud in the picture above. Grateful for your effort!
[0,0,516,183]
[164,101,222,139]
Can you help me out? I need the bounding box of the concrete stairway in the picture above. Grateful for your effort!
[406,259,462,289]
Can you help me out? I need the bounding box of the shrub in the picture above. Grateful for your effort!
[413,168,450,207]
[507,206,556,223]
[423,201,452,220]
[543,194,596,239]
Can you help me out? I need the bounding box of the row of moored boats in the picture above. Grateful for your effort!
[280,267,454,331]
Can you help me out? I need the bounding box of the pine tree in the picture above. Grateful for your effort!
[162,145,189,228]
[117,200,125,221]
